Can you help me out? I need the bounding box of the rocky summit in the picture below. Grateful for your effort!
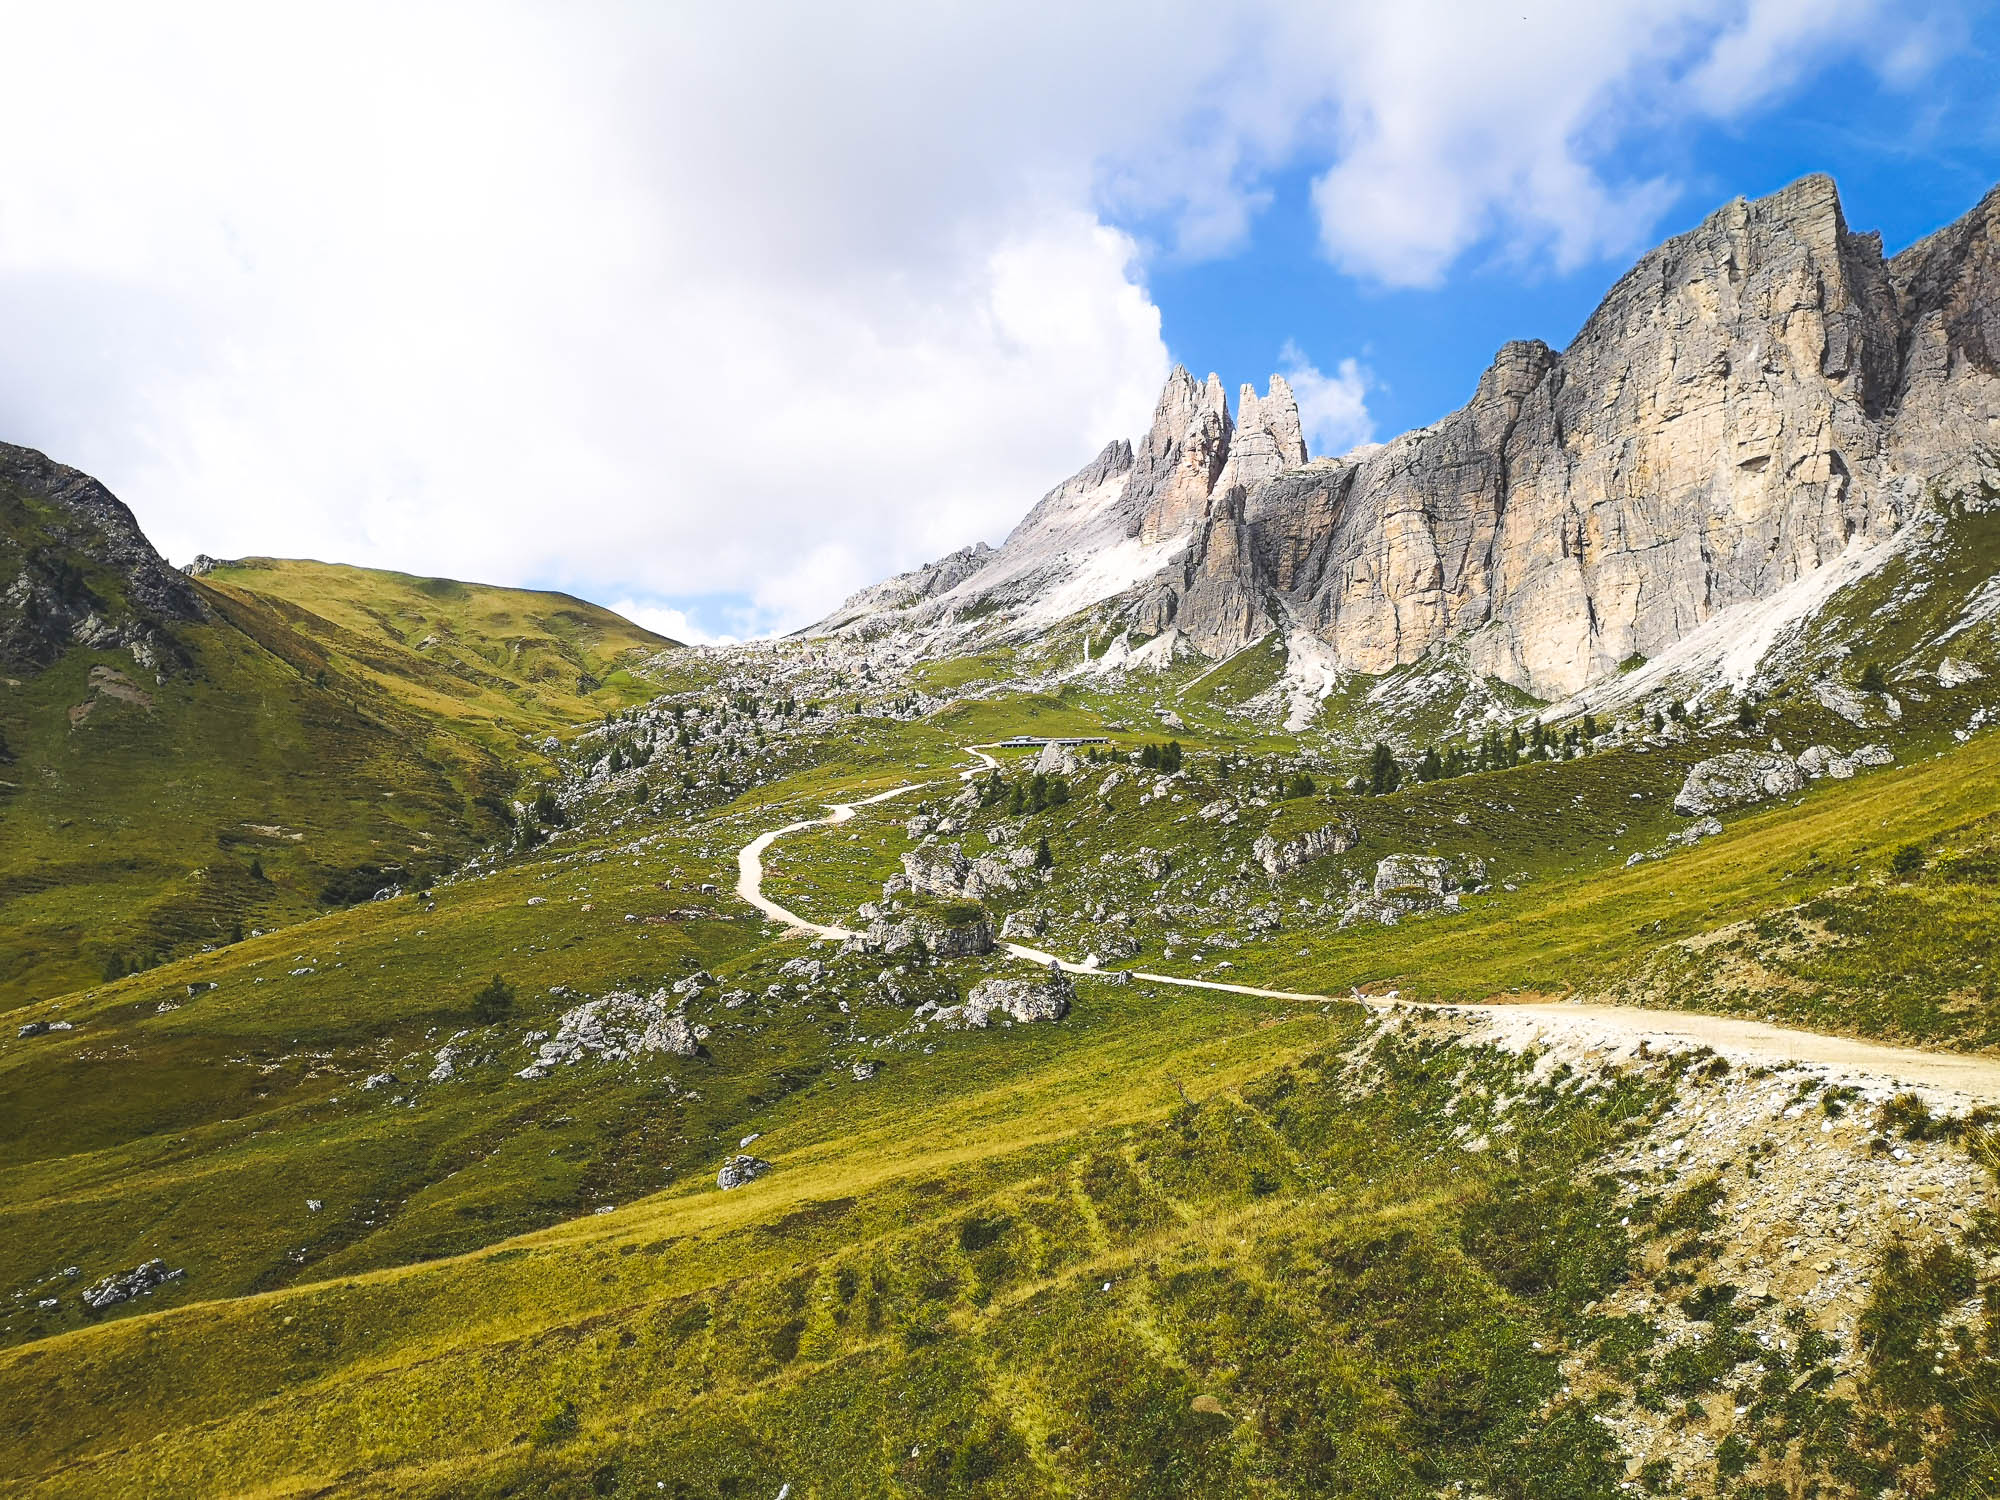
[812,174,2000,706]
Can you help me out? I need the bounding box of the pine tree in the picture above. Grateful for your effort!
[1034,836,1053,871]
[1366,742,1401,795]
[471,975,514,1025]
[1418,746,1443,782]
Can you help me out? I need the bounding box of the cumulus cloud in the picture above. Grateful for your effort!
[1278,343,1376,457]
[0,1,1951,636]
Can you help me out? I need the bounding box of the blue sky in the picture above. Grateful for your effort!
[4,3,1998,644]
[1146,47,2000,448]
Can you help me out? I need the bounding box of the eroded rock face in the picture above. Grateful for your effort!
[1339,854,1465,926]
[1253,818,1358,877]
[865,909,995,959]
[1123,369,1234,545]
[1130,176,1999,697]
[1,440,210,672]
[1216,376,1307,497]
[1673,751,1807,815]
[899,843,1026,901]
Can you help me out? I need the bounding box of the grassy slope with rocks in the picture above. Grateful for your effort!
[0,549,683,1010]
[5,624,2000,1495]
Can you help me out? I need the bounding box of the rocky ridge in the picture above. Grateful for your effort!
[812,174,2000,711]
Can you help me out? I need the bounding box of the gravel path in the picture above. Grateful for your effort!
[735,748,2000,1106]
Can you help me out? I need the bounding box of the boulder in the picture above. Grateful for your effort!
[999,910,1045,939]
[1032,741,1081,776]
[716,1154,772,1191]
[1939,657,1985,687]
[1796,744,1857,780]
[1253,817,1358,877]
[1673,751,1805,815]
[1374,854,1457,901]
[938,964,1074,1028]
[1136,847,1172,882]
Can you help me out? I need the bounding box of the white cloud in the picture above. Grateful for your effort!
[0,2,1950,636]
[602,601,736,649]
[1278,342,1376,457]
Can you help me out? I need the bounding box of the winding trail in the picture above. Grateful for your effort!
[737,747,2000,1105]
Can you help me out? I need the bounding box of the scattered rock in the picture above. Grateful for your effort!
[716,1154,772,1191]
[1625,816,1724,867]
[81,1259,184,1310]
[360,1072,397,1090]
[428,1033,472,1082]
[851,1060,878,1081]
[517,991,699,1078]
[1673,750,1806,815]
[1136,848,1172,882]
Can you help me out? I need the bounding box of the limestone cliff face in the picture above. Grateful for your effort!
[1171,173,1999,699]
[1133,483,1273,655]
[816,174,1998,698]
[1121,368,1233,545]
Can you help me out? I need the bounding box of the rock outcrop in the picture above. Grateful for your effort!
[1121,369,1234,546]
[1673,751,1808,815]
[517,990,701,1078]
[716,1154,771,1190]
[1215,376,1307,497]
[930,964,1074,1028]
[1,440,209,671]
[897,843,1029,901]
[81,1259,185,1310]
[1253,818,1358,877]
[1340,854,1465,925]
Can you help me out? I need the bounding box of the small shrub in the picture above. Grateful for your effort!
[1859,661,1888,695]
[471,974,515,1025]
[1890,842,1925,877]
[531,1398,578,1446]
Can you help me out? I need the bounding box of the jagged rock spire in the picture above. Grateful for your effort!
[1121,367,1232,545]
[1216,375,1307,497]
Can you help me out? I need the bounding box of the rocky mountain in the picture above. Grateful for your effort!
[812,173,2000,709]
[1,441,210,673]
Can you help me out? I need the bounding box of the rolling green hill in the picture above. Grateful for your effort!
[199,557,678,750]
[0,447,682,1009]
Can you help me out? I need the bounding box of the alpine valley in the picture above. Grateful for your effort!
[5,173,2000,1499]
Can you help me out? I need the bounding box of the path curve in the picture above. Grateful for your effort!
[736,748,2000,1104]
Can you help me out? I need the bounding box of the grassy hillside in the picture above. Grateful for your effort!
[0,572,683,1010]
[5,670,2000,1495]
[201,557,678,750]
